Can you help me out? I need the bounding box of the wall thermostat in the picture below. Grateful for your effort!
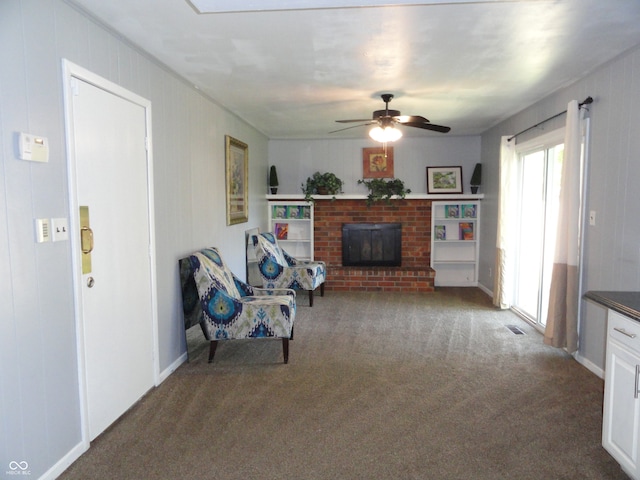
[18,132,49,162]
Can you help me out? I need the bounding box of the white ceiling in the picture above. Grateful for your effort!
[69,0,640,139]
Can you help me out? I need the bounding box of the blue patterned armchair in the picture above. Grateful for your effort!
[179,247,295,363]
[253,232,326,307]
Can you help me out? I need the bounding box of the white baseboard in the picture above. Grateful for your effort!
[158,351,188,384]
[477,282,493,298]
[39,440,88,480]
[574,352,604,379]
[45,352,187,479]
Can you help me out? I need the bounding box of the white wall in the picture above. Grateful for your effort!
[479,44,640,374]
[0,1,269,477]
[269,136,481,195]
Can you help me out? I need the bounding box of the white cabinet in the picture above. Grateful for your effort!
[603,309,640,479]
[430,200,480,287]
[268,201,314,260]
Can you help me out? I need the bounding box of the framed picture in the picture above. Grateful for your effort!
[363,147,394,178]
[225,135,248,225]
[427,166,463,194]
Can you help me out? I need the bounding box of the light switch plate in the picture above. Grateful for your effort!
[51,218,69,242]
[35,218,51,243]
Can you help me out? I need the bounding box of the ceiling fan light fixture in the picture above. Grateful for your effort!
[369,125,402,143]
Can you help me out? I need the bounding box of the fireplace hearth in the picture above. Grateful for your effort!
[342,223,402,267]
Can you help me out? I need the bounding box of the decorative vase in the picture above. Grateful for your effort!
[317,186,329,195]
[269,166,279,195]
[470,164,482,195]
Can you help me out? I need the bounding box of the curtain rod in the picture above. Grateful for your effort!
[507,96,593,142]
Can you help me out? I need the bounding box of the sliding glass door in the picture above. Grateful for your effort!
[512,135,564,330]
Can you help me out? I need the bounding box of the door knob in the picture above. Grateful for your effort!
[87,277,95,288]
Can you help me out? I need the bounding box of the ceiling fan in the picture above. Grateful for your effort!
[331,93,451,141]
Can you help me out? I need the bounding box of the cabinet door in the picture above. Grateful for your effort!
[603,338,640,478]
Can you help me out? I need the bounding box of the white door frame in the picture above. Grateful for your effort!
[61,59,159,447]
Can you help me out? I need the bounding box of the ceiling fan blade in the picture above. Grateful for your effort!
[335,94,449,134]
[335,118,373,123]
[394,115,430,124]
[403,121,451,133]
[329,122,374,134]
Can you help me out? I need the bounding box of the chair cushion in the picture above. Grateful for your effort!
[193,248,242,299]
[257,232,288,266]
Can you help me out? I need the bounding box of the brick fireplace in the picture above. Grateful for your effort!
[314,198,435,292]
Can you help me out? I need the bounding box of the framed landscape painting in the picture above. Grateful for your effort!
[225,135,249,225]
[427,166,463,194]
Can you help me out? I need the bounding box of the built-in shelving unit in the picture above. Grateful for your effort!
[267,200,314,260]
[430,200,480,287]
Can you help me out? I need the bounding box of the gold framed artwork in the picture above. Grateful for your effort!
[225,135,248,225]
[362,147,394,178]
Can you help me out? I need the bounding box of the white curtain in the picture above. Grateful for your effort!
[493,136,517,309]
[544,100,585,352]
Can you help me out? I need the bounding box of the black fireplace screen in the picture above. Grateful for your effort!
[342,223,402,267]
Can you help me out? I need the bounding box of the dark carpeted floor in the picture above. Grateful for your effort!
[59,288,629,480]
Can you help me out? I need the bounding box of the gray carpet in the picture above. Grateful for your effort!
[60,288,628,480]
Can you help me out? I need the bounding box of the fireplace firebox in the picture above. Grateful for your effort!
[342,223,402,267]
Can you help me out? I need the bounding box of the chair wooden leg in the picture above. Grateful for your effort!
[320,282,325,297]
[309,289,314,307]
[208,340,218,363]
[282,338,289,364]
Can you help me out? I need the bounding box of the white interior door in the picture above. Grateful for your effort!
[70,74,155,440]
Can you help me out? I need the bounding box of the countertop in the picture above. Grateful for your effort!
[584,291,640,322]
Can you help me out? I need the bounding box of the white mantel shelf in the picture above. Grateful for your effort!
[267,193,485,201]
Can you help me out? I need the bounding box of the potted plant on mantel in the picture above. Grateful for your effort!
[301,171,344,201]
[357,178,412,206]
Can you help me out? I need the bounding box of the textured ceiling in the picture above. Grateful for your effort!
[69,0,640,139]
